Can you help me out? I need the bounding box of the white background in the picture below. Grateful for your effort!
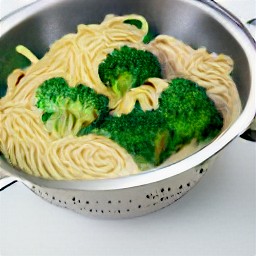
[0,1,256,255]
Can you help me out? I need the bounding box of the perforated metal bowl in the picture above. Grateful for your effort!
[0,0,255,218]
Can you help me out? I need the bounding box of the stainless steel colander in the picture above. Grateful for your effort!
[0,0,255,218]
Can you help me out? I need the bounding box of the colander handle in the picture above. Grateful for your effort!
[0,167,17,191]
[240,116,256,142]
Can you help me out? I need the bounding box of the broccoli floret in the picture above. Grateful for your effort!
[79,78,223,170]
[79,107,171,169]
[35,77,109,137]
[98,46,162,97]
[158,78,223,152]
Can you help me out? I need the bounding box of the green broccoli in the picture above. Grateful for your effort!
[79,106,171,169]
[158,78,223,152]
[35,77,109,137]
[79,78,223,169]
[98,46,162,98]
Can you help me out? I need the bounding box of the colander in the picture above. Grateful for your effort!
[0,0,255,218]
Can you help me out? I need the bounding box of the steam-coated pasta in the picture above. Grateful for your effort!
[0,15,241,180]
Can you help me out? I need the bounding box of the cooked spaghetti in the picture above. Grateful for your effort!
[0,14,241,180]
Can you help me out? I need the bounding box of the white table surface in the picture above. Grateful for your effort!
[0,1,256,256]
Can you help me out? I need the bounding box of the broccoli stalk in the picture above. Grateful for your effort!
[98,46,162,98]
[35,77,109,137]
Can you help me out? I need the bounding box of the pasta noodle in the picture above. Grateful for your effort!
[0,14,241,180]
[111,78,169,116]
[0,103,139,179]
[147,36,241,129]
